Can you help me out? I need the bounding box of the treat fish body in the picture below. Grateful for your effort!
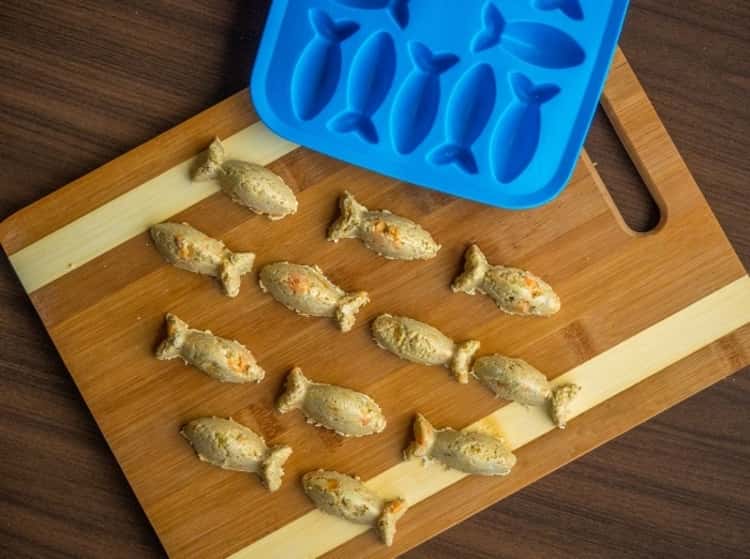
[192,137,298,220]
[472,355,550,405]
[150,222,255,297]
[371,314,479,383]
[302,469,408,546]
[452,244,560,316]
[328,191,440,261]
[259,262,369,332]
[404,414,516,476]
[156,313,265,383]
[181,417,291,491]
[276,367,386,437]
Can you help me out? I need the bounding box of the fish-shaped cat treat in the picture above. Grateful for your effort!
[259,262,370,332]
[533,0,584,21]
[292,9,359,121]
[390,42,459,155]
[332,0,411,29]
[329,31,396,144]
[302,470,409,546]
[150,222,255,297]
[404,414,516,476]
[181,417,292,492]
[452,244,561,317]
[471,354,581,429]
[472,2,585,69]
[327,191,440,260]
[276,367,386,437]
[428,63,496,175]
[192,137,298,220]
[491,73,560,184]
[371,314,479,384]
[156,313,265,384]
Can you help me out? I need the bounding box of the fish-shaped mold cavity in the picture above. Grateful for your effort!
[327,191,440,260]
[329,31,396,144]
[291,9,359,121]
[302,470,409,546]
[258,262,370,332]
[452,244,561,317]
[390,42,459,155]
[471,2,585,69]
[332,0,411,29]
[371,314,480,384]
[404,414,516,476]
[156,313,265,384]
[490,73,560,184]
[276,367,386,437]
[428,63,496,175]
[150,222,255,297]
[192,137,298,220]
[533,0,584,21]
[181,417,292,491]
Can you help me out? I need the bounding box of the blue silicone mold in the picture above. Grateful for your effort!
[251,0,630,209]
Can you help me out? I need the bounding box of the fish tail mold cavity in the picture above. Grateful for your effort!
[252,0,630,209]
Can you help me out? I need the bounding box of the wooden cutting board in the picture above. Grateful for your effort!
[1,49,749,559]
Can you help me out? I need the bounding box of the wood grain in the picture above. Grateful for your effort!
[3,3,746,555]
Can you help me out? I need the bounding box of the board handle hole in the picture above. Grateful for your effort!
[585,108,660,233]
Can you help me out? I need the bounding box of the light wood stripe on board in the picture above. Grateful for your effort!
[8,123,298,294]
[227,275,750,559]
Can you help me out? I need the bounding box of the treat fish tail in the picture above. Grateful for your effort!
[327,190,367,241]
[260,445,294,492]
[276,367,310,413]
[193,137,225,181]
[218,252,256,298]
[155,313,189,360]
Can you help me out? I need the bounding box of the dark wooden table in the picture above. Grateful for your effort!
[1,2,748,557]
